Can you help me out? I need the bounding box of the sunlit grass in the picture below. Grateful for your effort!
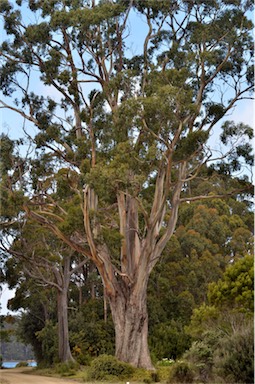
[27,364,171,383]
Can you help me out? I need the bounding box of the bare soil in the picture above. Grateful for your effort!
[0,367,82,384]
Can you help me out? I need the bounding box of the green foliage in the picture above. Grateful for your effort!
[35,320,58,366]
[208,254,254,313]
[183,330,224,382]
[157,358,174,367]
[16,361,29,367]
[0,316,35,362]
[187,256,254,340]
[148,197,253,361]
[87,354,134,380]
[168,361,195,383]
[185,304,219,339]
[69,300,115,359]
[0,135,27,224]
[58,195,84,235]
[131,367,160,383]
[213,322,254,383]
[182,321,254,384]
[25,23,51,44]
[0,316,13,343]
[54,361,80,377]
[0,134,14,173]
[173,131,209,162]
[183,254,254,383]
[70,319,115,359]
[72,345,91,366]
[149,320,191,360]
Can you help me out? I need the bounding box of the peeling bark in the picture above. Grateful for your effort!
[83,185,178,369]
[107,279,154,370]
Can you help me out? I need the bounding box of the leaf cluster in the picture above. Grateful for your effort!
[208,254,254,312]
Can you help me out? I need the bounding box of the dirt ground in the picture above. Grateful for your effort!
[0,367,82,384]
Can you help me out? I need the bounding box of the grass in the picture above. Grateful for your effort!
[27,365,171,383]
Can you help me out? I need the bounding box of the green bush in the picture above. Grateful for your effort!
[131,368,160,383]
[183,331,222,382]
[87,354,134,380]
[131,368,154,383]
[157,358,175,366]
[35,320,58,365]
[16,361,29,367]
[168,361,195,383]
[54,360,80,376]
[72,344,92,366]
[214,323,254,383]
[156,366,172,382]
[69,307,115,359]
[149,320,191,360]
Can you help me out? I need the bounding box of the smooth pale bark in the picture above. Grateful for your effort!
[57,287,74,363]
[53,256,75,363]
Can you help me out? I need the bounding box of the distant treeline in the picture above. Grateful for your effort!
[0,320,34,361]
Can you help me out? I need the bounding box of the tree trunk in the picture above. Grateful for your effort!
[57,287,74,363]
[84,187,182,370]
[108,282,154,370]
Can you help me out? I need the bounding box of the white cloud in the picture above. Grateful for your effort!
[0,284,17,315]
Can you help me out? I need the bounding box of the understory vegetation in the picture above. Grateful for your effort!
[2,255,253,383]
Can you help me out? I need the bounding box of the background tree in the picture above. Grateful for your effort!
[3,262,58,366]
[0,0,253,369]
[3,253,114,367]
[68,299,115,365]
[0,315,35,364]
[2,218,91,363]
[182,254,254,383]
[148,189,253,360]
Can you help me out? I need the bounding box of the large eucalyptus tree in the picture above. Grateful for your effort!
[0,0,253,368]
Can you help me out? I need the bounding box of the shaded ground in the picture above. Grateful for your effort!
[0,367,82,384]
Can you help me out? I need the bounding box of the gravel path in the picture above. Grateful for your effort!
[0,367,82,384]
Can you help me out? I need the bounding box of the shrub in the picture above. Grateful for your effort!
[156,366,172,382]
[168,361,195,383]
[131,368,160,383]
[157,358,175,366]
[35,320,58,365]
[88,354,134,380]
[150,320,191,360]
[150,371,160,382]
[183,331,222,382]
[72,345,92,366]
[214,322,254,383]
[16,361,29,367]
[131,368,153,383]
[54,361,80,377]
[69,312,115,359]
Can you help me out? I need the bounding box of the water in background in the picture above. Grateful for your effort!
[2,361,37,368]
